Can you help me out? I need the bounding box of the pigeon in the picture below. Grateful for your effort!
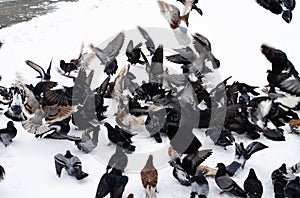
[103,122,136,153]
[92,32,125,75]
[75,125,99,153]
[59,60,78,75]
[235,141,268,168]
[181,149,213,176]
[0,164,4,181]
[285,176,300,198]
[190,171,209,198]
[126,40,145,65]
[256,0,296,23]
[260,127,286,141]
[25,59,52,81]
[192,32,220,69]
[244,168,263,198]
[95,168,128,198]
[215,128,235,148]
[271,163,288,198]
[106,144,128,173]
[54,150,88,180]
[177,0,203,16]
[169,158,191,186]
[4,91,27,121]
[0,121,17,147]
[137,26,155,56]
[157,0,191,45]
[140,155,158,198]
[215,163,247,197]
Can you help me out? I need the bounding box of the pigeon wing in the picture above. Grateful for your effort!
[103,31,125,60]
[246,141,268,158]
[25,60,46,79]
[137,26,155,55]
[54,153,67,177]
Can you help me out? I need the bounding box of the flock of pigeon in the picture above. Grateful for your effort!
[0,0,300,198]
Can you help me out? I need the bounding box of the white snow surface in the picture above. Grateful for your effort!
[0,0,300,197]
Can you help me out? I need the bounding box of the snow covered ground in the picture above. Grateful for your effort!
[0,0,300,197]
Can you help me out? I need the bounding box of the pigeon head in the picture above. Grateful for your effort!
[216,163,226,169]
[248,168,258,179]
[7,121,14,127]
[64,150,73,158]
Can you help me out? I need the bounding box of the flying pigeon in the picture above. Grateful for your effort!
[137,26,156,56]
[25,59,52,81]
[92,32,125,75]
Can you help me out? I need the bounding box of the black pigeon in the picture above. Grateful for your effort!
[260,127,285,141]
[271,163,288,198]
[75,125,100,153]
[256,0,296,23]
[169,158,191,186]
[137,26,156,56]
[106,144,128,173]
[54,150,88,180]
[285,176,300,198]
[215,128,235,148]
[92,32,125,76]
[190,171,209,198]
[95,168,128,198]
[25,59,52,81]
[104,122,136,152]
[215,163,247,197]
[244,168,263,198]
[60,60,78,75]
[0,164,4,181]
[261,44,299,79]
[126,40,145,65]
[235,141,268,168]
[0,121,17,147]
[181,149,213,176]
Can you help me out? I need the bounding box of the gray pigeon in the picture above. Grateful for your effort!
[106,144,128,173]
[54,150,88,180]
[0,121,17,147]
[215,163,246,197]
[75,125,99,153]
[92,32,125,75]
